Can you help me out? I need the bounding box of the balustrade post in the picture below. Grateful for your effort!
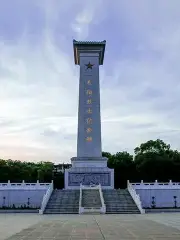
[8,180,11,187]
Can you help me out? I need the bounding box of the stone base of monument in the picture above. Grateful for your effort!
[64,157,114,189]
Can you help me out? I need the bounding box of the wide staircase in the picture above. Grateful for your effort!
[81,189,102,208]
[44,189,79,214]
[102,189,140,214]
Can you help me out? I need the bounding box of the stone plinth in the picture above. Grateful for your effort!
[65,166,114,189]
[71,157,108,168]
[65,157,114,189]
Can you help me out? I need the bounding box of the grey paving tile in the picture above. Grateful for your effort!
[2,213,180,240]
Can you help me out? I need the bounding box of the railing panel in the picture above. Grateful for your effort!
[130,180,180,189]
[127,181,145,214]
[39,182,54,214]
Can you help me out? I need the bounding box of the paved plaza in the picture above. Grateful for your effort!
[1,213,180,239]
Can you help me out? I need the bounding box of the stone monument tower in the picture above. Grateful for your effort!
[65,40,114,189]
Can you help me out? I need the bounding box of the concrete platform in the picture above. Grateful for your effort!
[1,213,180,239]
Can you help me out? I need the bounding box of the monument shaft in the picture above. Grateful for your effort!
[64,40,114,189]
[77,53,102,158]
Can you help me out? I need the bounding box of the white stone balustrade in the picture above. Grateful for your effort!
[131,180,180,189]
[0,181,52,209]
[128,180,180,209]
[127,180,145,214]
[79,184,83,214]
[99,184,106,213]
[0,180,51,190]
[39,181,54,214]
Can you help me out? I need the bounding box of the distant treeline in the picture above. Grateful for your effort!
[1,139,180,188]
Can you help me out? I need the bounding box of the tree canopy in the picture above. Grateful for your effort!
[0,139,180,188]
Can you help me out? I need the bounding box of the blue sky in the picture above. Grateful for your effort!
[0,0,180,163]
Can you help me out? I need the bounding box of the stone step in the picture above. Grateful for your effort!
[105,208,139,212]
[46,206,79,208]
[45,208,79,211]
[45,209,78,211]
[104,194,131,197]
[82,203,101,206]
[45,209,79,212]
[53,190,79,193]
[49,198,79,201]
[45,189,140,215]
[106,205,139,208]
[104,199,134,201]
[45,212,78,214]
[47,204,79,207]
[50,194,79,196]
[82,196,100,198]
[106,209,140,211]
[82,200,101,203]
[83,195,100,197]
[104,194,132,196]
[44,189,80,215]
[45,210,79,213]
[102,189,140,214]
[105,201,136,204]
[50,195,79,198]
[82,195,100,196]
[106,212,140,214]
[82,205,102,208]
[82,200,101,202]
[106,198,133,200]
[105,206,139,208]
[46,210,79,212]
[82,202,101,204]
[50,196,79,198]
[47,201,79,203]
[82,199,100,201]
[105,207,139,210]
[46,205,79,207]
[105,202,135,205]
[49,201,79,203]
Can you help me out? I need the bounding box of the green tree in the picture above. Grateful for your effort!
[0,139,180,188]
[37,162,53,182]
[113,152,135,188]
[134,139,180,182]
[134,139,170,156]
[102,152,114,168]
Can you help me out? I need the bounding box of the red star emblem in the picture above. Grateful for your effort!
[85,62,94,69]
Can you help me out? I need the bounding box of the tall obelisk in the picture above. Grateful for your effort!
[76,40,104,158]
[65,40,114,189]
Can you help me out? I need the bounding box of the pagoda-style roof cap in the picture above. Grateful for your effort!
[73,39,106,65]
[73,40,106,45]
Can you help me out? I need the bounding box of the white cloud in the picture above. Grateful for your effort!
[0,0,180,162]
[71,0,105,39]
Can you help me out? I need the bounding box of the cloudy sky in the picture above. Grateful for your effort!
[0,0,180,163]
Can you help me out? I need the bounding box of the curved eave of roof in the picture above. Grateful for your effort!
[73,39,106,65]
[73,39,106,45]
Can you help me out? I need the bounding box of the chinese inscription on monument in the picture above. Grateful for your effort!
[85,75,93,142]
